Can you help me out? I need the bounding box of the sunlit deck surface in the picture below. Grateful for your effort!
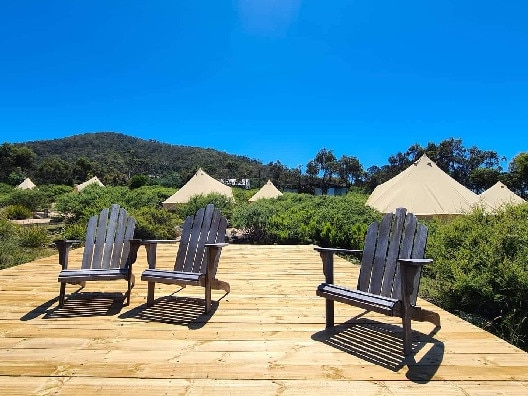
[1,244,528,395]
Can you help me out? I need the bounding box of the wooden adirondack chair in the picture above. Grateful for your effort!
[55,204,141,307]
[315,207,441,355]
[140,204,229,313]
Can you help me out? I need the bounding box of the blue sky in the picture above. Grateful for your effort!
[1,1,527,170]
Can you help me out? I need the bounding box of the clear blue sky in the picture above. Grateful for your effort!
[1,1,527,170]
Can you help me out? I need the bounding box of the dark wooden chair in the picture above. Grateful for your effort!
[55,204,141,307]
[140,204,229,313]
[315,207,441,355]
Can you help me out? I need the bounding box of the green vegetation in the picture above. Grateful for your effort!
[423,204,528,351]
[0,217,55,270]
[3,205,32,220]
[232,192,380,247]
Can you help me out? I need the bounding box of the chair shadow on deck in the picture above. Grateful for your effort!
[311,314,443,383]
[21,289,126,320]
[118,290,227,329]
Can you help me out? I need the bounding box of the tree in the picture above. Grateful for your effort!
[337,155,363,188]
[0,143,36,184]
[34,156,73,186]
[508,153,528,198]
[314,148,337,192]
[468,168,500,193]
[387,143,423,178]
[267,161,288,188]
[385,139,502,192]
[72,156,99,184]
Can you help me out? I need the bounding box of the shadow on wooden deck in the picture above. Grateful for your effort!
[311,315,443,383]
[21,290,127,320]
[118,294,225,329]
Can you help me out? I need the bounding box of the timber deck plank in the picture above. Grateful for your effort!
[1,244,527,395]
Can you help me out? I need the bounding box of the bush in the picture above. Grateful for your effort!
[231,192,380,247]
[0,218,55,269]
[132,207,182,240]
[54,185,130,223]
[4,205,32,220]
[62,222,88,241]
[176,193,235,221]
[423,204,528,351]
[123,186,174,209]
[17,225,50,248]
[4,189,50,211]
[0,217,18,239]
[129,174,151,189]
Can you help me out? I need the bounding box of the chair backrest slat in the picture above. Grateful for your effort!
[81,215,99,269]
[367,213,393,295]
[380,208,407,297]
[356,222,379,291]
[101,204,120,269]
[190,204,215,273]
[409,223,428,305]
[174,204,227,275]
[181,206,207,272]
[118,215,136,269]
[357,208,428,302]
[203,210,227,277]
[80,205,135,270]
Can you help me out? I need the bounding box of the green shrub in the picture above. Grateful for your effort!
[54,185,130,223]
[128,174,151,189]
[0,218,55,269]
[176,193,235,221]
[4,205,32,220]
[4,189,50,211]
[423,204,528,351]
[123,186,174,209]
[231,192,380,247]
[132,207,182,240]
[17,225,50,248]
[0,217,18,239]
[62,222,88,241]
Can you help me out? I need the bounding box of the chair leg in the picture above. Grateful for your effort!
[402,315,412,355]
[205,282,212,313]
[59,283,66,307]
[325,299,335,328]
[147,281,155,306]
[126,274,135,306]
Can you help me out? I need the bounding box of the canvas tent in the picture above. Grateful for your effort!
[162,168,234,209]
[17,178,36,190]
[366,154,486,216]
[479,181,525,210]
[249,180,283,202]
[74,176,105,192]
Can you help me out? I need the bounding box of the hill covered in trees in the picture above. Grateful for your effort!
[13,132,271,187]
[2,132,528,197]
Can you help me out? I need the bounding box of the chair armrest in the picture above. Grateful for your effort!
[397,258,432,267]
[54,239,82,247]
[315,247,363,284]
[54,239,82,270]
[314,247,362,255]
[140,239,180,245]
[398,258,433,307]
[127,239,142,269]
[205,243,229,248]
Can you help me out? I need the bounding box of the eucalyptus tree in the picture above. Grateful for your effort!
[337,155,363,188]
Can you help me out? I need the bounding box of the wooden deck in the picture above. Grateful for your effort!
[1,244,528,395]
